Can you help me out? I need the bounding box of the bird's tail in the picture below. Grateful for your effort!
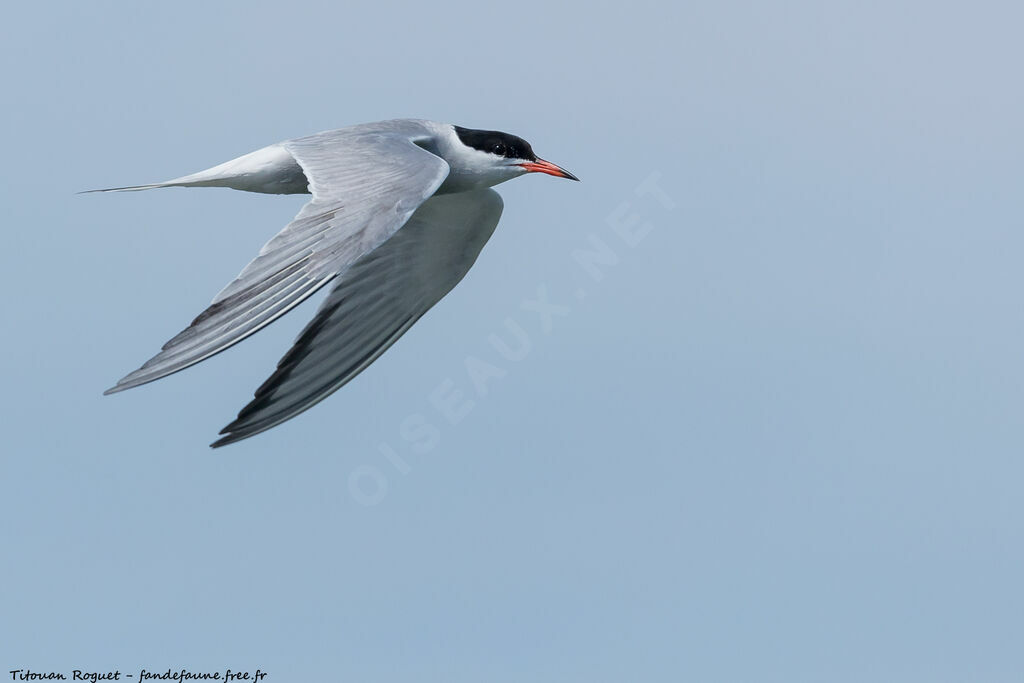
[79,144,309,195]
[78,182,180,194]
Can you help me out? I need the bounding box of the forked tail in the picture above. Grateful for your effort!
[79,143,309,195]
[78,182,180,194]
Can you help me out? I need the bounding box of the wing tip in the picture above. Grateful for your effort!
[103,371,149,395]
[209,429,247,449]
[208,416,250,448]
[103,382,130,395]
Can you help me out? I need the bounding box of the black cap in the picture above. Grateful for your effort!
[454,126,538,161]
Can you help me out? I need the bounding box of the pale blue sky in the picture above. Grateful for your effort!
[3,1,1023,681]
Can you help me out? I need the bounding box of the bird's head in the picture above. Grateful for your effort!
[448,125,578,188]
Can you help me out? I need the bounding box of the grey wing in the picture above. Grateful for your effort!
[105,125,449,394]
[211,188,504,448]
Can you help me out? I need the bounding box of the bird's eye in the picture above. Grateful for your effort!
[491,143,506,156]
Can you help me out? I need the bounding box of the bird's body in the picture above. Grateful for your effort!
[91,119,577,447]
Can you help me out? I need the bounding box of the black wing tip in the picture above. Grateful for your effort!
[210,424,241,448]
[209,429,253,449]
[209,419,252,448]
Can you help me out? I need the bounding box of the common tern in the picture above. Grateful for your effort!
[90,119,578,447]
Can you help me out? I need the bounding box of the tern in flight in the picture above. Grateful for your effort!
[90,119,578,447]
